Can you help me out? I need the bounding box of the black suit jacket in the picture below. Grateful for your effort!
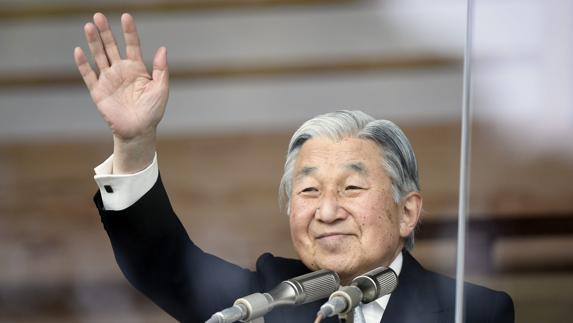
[95,176,514,323]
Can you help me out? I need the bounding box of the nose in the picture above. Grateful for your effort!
[315,190,345,223]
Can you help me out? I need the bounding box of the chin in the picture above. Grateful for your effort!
[315,256,358,278]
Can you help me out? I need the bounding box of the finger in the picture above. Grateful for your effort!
[93,12,121,63]
[74,46,98,91]
[84,22,110,71]
[121,13,144,61]
[152,47,169,87]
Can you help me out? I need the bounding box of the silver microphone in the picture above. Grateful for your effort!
[207,269,340,323]
[316,267,398,320]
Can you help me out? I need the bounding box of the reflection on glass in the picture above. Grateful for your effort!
[470,0,573,322]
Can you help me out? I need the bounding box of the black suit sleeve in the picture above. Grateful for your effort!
[94,175,260,322]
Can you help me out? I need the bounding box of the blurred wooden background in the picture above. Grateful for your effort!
[2,0,573,322]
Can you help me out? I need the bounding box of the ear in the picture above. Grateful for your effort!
[399,192,423,238]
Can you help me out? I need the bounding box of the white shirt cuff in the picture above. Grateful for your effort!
[94,153,159,211]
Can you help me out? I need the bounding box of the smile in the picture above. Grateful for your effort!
[316,233,354,239]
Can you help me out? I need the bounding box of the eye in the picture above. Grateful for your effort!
[301,187,318,193]
[345,185,362,190]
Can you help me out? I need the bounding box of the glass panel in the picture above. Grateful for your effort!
[469,0,573,322]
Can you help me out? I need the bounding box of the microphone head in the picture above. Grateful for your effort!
[231,270,340,321]
[351,267,398,303]
[287,269,340,304]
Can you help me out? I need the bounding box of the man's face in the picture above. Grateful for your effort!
[289,137,410,283]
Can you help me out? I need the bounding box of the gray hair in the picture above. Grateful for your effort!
[278,110,421,250]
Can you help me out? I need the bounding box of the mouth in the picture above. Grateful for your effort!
[316,232,354,239]
[314,233,354,250]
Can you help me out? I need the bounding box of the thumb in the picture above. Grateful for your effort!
[152,46,169,87]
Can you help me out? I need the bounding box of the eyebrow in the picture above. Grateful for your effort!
[294,162,368,181]
[295,166,317,180]
[346,162,368,175]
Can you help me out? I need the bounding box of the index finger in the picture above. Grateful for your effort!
[121,13,144,61]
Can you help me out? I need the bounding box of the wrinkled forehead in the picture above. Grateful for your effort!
[292,136,386,175]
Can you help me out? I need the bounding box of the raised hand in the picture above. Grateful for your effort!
[74,13,169,173]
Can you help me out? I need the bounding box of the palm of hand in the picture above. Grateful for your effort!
[74,13,169,142]
[94,60,166,140]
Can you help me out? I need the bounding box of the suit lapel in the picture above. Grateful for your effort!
[380,251,444,323]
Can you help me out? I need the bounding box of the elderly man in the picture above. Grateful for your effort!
[75,13,514,323]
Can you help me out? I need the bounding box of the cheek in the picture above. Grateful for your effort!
[346,195,388,224]
[290,197,318,221]
[351,197,400,241]
[288,213,301,239]
[289,199,315,242]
